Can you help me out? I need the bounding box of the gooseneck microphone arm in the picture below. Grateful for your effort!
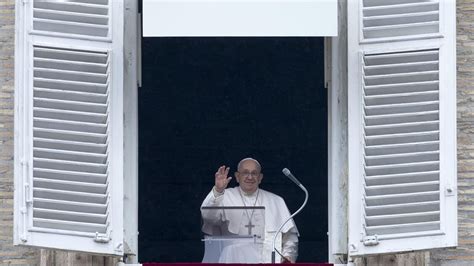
[271,168,309,263]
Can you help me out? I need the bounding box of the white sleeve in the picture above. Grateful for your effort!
[201,186,225,225]
[281,231,299,263]
[201,186,225,207]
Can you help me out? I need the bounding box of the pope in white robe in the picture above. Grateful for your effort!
[201,158,299,263]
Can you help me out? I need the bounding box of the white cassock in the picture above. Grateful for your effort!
[201,186,299,263]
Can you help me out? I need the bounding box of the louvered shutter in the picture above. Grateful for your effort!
[14,0,124,255]
[348,0,457,256]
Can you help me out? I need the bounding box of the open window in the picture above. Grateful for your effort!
[347,0,457,256]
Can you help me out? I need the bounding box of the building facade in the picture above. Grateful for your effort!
[0,0,473,265]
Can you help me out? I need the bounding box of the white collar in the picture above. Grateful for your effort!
[239,186,259,197]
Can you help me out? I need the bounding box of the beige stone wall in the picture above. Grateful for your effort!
[429,1,474,264]
[0,0,473,265]
[0,0,40,265]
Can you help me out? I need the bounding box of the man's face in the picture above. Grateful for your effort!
[235,160,263,194]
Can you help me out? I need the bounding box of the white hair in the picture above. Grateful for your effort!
[237,157,262,172]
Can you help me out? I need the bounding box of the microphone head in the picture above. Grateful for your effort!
[282,168,291,176]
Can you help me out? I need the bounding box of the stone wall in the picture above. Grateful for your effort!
[429,0,474,264]
[0,0,39,264]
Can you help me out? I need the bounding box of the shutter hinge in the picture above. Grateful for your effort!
[94,232,111,243]
[24,183,32,205]
[22,0,29,5]
[362,235,379,246]
[20,159,30,242]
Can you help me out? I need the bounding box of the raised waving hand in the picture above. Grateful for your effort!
[215,165,232,193]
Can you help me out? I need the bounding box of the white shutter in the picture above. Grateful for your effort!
[14,0,124,255]
[348,0,456,256]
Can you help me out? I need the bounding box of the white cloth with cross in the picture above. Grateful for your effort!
[201,186,299,263]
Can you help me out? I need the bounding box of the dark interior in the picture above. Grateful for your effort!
[138,37,328,262]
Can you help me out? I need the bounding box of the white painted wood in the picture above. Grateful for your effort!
[14,0,125,256]
[123,0,139,262]
[347,0,457,257]
[143,0,337,37]
[328,0,349,262]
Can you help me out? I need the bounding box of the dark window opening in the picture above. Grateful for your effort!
[138,38,328,262]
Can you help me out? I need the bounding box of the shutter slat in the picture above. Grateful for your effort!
[365,201,439,216]
[363,0,434,8]
[34,78,108,94]
[363,2,439,17]
[34,158,107,174]
[365,161,439,176]
[364,21,439,39]
[365,141,439,156]
[33,208,107,224]
[364,11,439,27]
[365,151,439,166]
[34,98,108,114]
[364,121,439,136]
[34,138,107,154]
[34,177,106,194]
[33,18,108,37]
[366,211,440,226]
[365,181,439,196]
[365,110,438,126]
[33,188,107,204]
[364,50,438,64]
[364,71,439,86]
[34,47,108,64]
[365,221,440,235]
[34,8,108,25]
[34,128,107,144]
[365,171,439,186]
[365,91,438,106]
[33,147,107,164]
[34,58,108,74]
[34,107,107,124]
[34,198,107,214]
[365,131,439,146]
[34,168,107,184]
[34,88,107,104]
[34,68,108,84]
[365,191,439,206]
[365,81,439,95]
[34,116,106,133]
[364,101,439,116]
[33,2,109,16]
[364,61,438,75]
[34,118,107,134]
[33,218,107,233]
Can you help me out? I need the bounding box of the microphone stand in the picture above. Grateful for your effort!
[271,170,309,263]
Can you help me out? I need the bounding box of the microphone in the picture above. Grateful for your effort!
[271,168,309,263]
[282,168,303,187]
